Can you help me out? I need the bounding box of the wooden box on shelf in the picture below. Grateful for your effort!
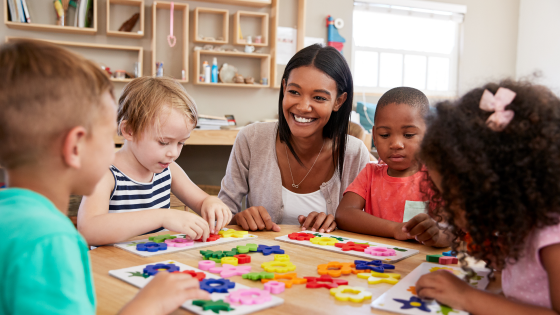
[233,10,269,47]
[107,0,144,38]
[192,7,229,45]
[3,0,98,34]
[151,1,188,82]
[193,50,270,88]
[5,37,142,83]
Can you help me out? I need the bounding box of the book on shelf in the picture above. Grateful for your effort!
[195,125,222,130]
[7,0,17,22]
[20,0,30,23]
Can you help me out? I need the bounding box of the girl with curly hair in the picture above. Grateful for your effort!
[415,80,560,314]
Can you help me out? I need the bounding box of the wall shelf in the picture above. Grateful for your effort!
[193,7,229,45]
[114,129,240,145]
[107,0,144,38]
[199,0,271,8]
[3,0,98,35]
[152,1,188,82]
[5,37,143,80]
[193,50,270,88]
[233,10,268,47]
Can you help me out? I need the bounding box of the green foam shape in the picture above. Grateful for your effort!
[242,272,275,281]
[192,299,234,314]
[148,234,176,243]
[223,248,239,257]
[393,247,407,252]
[426,254,444,262]
[200,250,226,260]
[127,271,150,279]
[236,243,258,253]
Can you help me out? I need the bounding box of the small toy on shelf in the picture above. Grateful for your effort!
[118,13,139,32]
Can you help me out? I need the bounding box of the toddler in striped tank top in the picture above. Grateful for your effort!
[78,77,232,246]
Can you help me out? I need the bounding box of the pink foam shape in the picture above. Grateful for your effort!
[228,288,272,305]
[165,238,194,247]
[198,260,216,271]
[365,246,396,256]
[264,281,285,294]
[209,264,252,278]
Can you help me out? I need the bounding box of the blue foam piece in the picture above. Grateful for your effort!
[256,245,284,256]
[354,260,394,273]
[199,279,236,293]
[143,263,180,276]
[137,242,167,252]
[442,250,456,257]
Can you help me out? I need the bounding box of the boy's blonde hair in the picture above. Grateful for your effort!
[0,39,113,169]
[117,76,198,138]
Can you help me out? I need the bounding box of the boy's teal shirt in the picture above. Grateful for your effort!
[0,188,95,315]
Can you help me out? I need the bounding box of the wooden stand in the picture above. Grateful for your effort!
[233,11,269,47]
[107,0,144,38]
[193,7,229,45]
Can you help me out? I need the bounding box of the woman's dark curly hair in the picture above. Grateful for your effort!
[420,79,560,270]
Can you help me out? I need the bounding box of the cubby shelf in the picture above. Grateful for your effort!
[233,10,269,47]
[193,7,229,45]
[152,1,189,82]
[200,0,271,8]
[5,37,143,82]
[107,0,144,38]
[193,50,270,88]
[3,0,98,35]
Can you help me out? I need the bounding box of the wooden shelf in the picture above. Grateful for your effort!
[114,129,240,146]
[5,37,143,79]
[152,1,189,81]
[193,7,229,45]
[193,50,271,88]
[233,11,269,47]
[107,0,144,38]
[200,0,271,7]
[4,0,98,35]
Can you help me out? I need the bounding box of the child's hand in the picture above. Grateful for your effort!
[120,272,210,315]
[233,206,281,232]
[416,270,473,311]
[401,213,444,246]
[298,212,336,233]
[162,210,210,241]
[200,196,233,234]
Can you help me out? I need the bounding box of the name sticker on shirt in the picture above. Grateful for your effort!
[402,200,428,223]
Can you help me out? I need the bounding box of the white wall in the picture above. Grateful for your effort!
[516,0,560,94]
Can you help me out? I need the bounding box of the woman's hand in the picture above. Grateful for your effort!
[200,196,233,234]
[416,270,474,311]
[233,206,281,231]
[298,212,336,233]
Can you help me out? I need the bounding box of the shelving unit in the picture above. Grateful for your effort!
[193,7,229,45]
[151,1,189,82]
[233,10,269,47]
[114,129,240,146]
[193,50,270,88]
[5,37,143,82]
[3,0,98,35]
[107,0,144,38]
[200,0,271,8]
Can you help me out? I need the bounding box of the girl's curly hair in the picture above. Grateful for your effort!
[420,79,560,270]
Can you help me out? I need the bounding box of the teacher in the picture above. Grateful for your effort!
[218,44,370,232]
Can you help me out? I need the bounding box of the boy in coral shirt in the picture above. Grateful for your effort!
[336,87,450,247]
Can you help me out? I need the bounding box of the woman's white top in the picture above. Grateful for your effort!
[281,186,327,225]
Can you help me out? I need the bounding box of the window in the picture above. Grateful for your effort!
[352,0,466,96]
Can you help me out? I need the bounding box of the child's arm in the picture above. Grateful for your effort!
[416,243,560,315]
[336,192,451,247]
[169,162,232,234]
[78,170,209,245]
[119,272,210,315]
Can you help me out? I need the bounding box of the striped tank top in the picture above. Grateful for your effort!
[109,165,172,213]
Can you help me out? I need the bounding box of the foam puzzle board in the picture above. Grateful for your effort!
[371,262,490,314]
[275,231,419,263]
[114,233,258,257]
[110,260,284,315]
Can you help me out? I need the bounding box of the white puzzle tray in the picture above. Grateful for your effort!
[114,232,258,257]
[371,262,491,314]
[275,231,419,263]
[110,260,284,315]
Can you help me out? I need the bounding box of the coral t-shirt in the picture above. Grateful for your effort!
[344,163,429,223]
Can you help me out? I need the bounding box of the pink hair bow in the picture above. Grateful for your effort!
[479,87,516,131]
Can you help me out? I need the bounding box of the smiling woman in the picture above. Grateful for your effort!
[219,45,370,233]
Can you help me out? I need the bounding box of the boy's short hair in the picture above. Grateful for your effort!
[0,39,113,169]
[374,87,429,122]
[117,76,198,137]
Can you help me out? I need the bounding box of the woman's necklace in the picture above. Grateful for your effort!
[284,140,325,189]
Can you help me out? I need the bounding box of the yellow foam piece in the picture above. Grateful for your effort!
[429,266,461,275]
[221,257,238,266]
[273,254,290,262]
[357,271,401,285]
[330,286,373,302]
[218,229,249,238]
[309,237,339,246]
[261,261,296,273]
